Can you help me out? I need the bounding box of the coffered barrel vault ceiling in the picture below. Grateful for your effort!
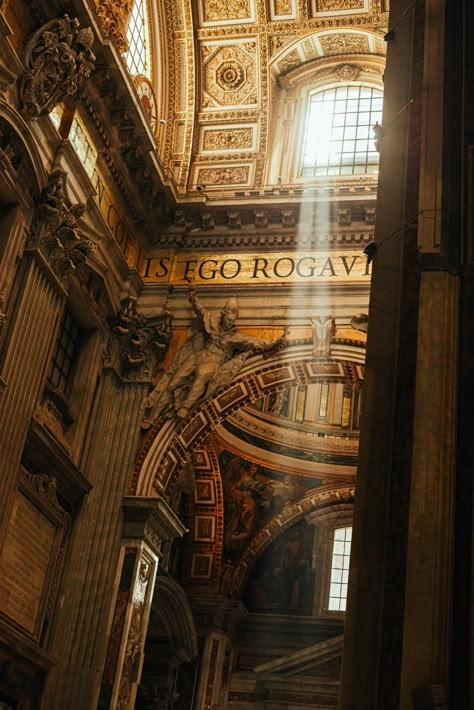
[155,0,388,199]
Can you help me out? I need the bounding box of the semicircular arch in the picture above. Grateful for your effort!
[131,338,365,497]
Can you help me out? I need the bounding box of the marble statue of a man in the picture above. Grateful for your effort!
[142,284,285,426]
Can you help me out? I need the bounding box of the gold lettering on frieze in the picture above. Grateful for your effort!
[0,492,56,633]
[139,250,372,285]
[92,167,142,269]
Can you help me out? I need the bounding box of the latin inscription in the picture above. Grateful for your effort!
[0,492,56,633]
[139,250,371,285]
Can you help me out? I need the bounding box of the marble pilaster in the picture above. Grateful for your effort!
[399,271,458,707]
[99,496,186,709]
[0,253,64,541]
[191,596,247,710]
[42,369,149,709]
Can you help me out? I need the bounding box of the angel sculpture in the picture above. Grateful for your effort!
[142,284,286,427]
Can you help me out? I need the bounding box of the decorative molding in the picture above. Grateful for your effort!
[19,15,95,120]
[92,0,133,52]
[122,496,188,555]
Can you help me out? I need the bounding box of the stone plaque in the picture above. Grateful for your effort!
[0,490,57,634]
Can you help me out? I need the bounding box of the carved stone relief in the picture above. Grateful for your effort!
[19,15,95,120]
[32,170,94,279]
[108,296,172,381]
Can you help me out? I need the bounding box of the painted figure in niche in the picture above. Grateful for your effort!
[222,454,302,551]
[244,521,314,614]
[142,284,286,425]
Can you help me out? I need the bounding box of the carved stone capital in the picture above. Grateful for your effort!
[19,15,95,120]
[107,296,172,381]
[93,0,133,53]
[31,170,94,280]
[122,496,187,556]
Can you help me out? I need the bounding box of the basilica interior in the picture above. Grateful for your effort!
[0,0,471,708]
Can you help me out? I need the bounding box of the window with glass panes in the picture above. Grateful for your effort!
[328,526,352,611]
[124,0,151,78]
[47,308,80,396]
[301,86,383,177]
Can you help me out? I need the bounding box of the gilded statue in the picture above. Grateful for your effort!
[142,285,286,426]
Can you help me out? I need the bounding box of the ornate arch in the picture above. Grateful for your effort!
[223,483,355,599]
[0,101,48,200]
[152,574,198,659]
[131,338,365,497]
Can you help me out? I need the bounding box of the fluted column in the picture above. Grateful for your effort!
[0,253,64,540]
[43,369,149,709]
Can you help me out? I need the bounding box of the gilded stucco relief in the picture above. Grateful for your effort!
[195,165,251,186]
[161,0,386,193]
[202,127,255,152]
[199,0,254,24]
[269,0,297,20]
[311,0,369,15]
[318,32,371,55]
[202,42,258,108]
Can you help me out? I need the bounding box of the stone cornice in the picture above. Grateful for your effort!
[122,495,188,556]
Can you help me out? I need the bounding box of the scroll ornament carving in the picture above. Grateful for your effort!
[109,296,172,380]
[19,15,95,120]
[33,170,93,278]
[93,0,133,52]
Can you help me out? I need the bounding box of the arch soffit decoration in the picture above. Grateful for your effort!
[270,28,386,79]
[152,574,198,659]
[131,339,365,498]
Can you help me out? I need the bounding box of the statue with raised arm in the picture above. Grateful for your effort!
[142,284,286,427]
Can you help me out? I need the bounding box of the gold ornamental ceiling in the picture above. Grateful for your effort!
[154,0,388,200]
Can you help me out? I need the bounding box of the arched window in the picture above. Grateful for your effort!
[301,85,383,177]
[124,0,151,78]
